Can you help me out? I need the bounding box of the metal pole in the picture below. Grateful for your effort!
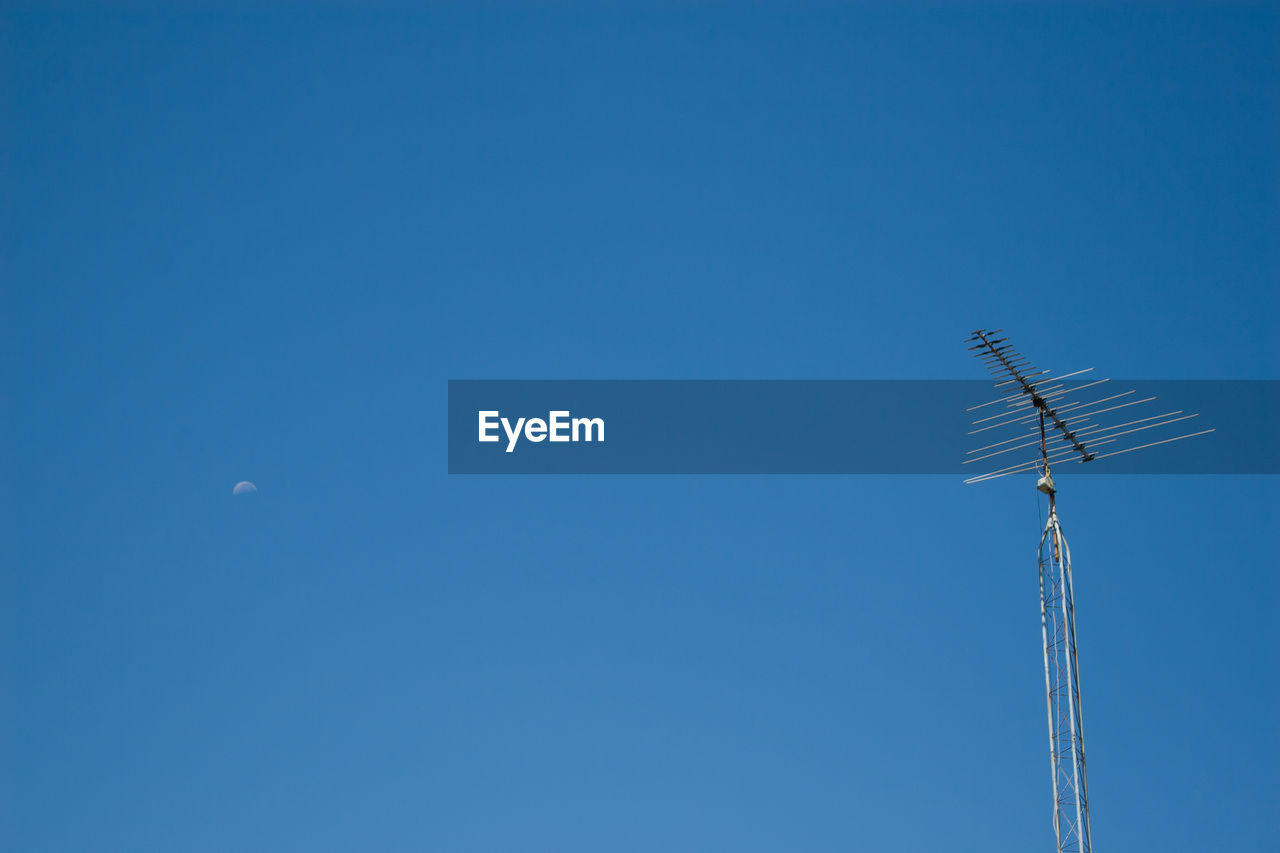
[1037,407,1092,853]
[1039,502,1093,853]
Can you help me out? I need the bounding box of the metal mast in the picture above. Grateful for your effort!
[1035,416,1091,853]
[964,329,1211,853]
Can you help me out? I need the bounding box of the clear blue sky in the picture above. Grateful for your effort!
[3,4,1277,851]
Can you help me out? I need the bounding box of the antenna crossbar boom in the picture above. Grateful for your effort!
[964,328,1212,482]
[969,329,1096,462]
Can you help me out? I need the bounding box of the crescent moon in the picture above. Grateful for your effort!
[232,481,258,496]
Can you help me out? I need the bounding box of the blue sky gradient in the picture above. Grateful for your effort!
[3,5,1277,851]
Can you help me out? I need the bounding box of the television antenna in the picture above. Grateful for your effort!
[965,329,1212,853]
